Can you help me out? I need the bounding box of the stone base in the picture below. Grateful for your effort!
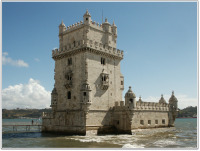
[42,125,86,135]
[97,126,132,135]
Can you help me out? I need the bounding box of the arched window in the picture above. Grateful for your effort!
[67,91,71,99]
[73,41,76,47]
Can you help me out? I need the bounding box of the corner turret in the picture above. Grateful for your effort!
[83,9,91,25]
[168,91,178,126]
[102,18,111,33]
[125,86,136,109]
[111,20,117,36]
[59,20,66,34]
[50,87,58,112]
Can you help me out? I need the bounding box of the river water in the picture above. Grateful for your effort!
[2,118,197,148]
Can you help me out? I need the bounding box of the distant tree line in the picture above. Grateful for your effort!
[177,106,197,118]
[2,108,51,119]
[2,106,197,119]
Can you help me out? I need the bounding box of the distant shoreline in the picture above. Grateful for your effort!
[176,117,197,119]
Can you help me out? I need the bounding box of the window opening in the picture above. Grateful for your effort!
[83,92,87,96]
[67,91,71,99]
[101,57,105,65]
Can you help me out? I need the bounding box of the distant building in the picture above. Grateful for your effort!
[42,10,178,135]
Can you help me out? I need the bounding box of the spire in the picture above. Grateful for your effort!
[84,9,91,17]
[138,96,143,102]
[112,20,117,27]
[59,19,66,27]
[105,18,108,23]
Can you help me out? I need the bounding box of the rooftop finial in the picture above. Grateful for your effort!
[84,9,91,16]
[172,91,174,95]
[105,18,108,23]
[161,94,163,97]
[112,20,116,26]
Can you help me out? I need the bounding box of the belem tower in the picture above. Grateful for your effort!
[42,10,178,135]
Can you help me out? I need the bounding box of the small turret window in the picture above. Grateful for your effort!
[101,57,105,65]
[68,58,72,65]
[67,75,72,80]
[83,92,87,96]
[67,91,71,99]
[86,18,88,21]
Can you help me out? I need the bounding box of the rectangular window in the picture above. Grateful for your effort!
[155,120,158,124]
[101,57,105,65]
[162,119,165,124]
[68,58,72,65]
[148,120,151,125]
[140,120,144,125]
[121,81,123,85]
[67,91,71,99]
[83,92,87,96]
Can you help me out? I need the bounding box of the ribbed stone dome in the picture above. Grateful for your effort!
[159,94,166,103]
[125,86,136,98]
[169,91,178,103]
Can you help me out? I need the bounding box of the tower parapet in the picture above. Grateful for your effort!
[53,10,122,60]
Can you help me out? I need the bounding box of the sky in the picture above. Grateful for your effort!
[2,2,197,109]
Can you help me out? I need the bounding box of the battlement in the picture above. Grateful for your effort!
[135,102,169,111]
[114,101,127,110]
[60,19,115,35]
[114,101,169,111]
[63,21,84,34]
[52,39,123,59]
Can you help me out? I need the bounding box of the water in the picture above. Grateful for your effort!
[2,118,197,148]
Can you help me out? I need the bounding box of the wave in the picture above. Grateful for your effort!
[122,143,145,148]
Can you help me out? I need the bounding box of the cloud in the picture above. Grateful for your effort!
[2,78,51,109]
[139,94,197,109]
[34,58,40,62]
[2,52,29,67]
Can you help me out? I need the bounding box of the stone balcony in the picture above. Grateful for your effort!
[52,39,123,60]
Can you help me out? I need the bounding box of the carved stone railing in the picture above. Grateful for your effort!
[52,39,123,59]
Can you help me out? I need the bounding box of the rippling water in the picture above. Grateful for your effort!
[2,118,197,148]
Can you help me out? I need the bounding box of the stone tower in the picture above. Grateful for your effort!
[42,10,178,135]
[42,10,124,135]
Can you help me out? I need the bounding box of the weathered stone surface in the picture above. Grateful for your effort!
[42,10,178,135]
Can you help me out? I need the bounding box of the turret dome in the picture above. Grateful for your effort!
[159,94,166,103]
[125,86,136,98]
[169,91,178,103]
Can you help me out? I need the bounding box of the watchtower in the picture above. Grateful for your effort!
[43,10,124,134]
